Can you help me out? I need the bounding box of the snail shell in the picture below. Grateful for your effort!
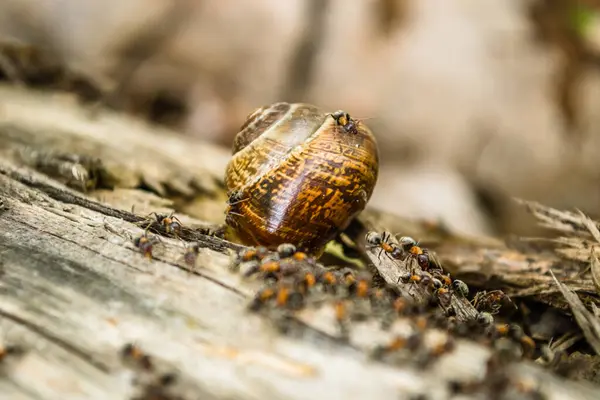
[224,102,379,255]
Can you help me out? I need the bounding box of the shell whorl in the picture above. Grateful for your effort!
[226,103,332,194]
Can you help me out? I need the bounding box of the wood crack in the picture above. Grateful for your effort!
[0,308,112,373]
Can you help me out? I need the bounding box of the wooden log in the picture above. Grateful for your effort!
[0,85,598,399]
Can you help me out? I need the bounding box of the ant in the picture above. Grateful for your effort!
[242,257,300,280]
[334,300,350,341]
[134,372,179,400]
[238,246,270,263]
[472,290,512,315]
[508,324,536,359]
[349,272,372,298]
[369,287,391,310]
[225,189,250,228]
[274,243,315,265]
[476,311,495,327]
[433,287,452,306]
[371,336,408,360]
[248,287,276,312]
[133,231,161,260]
[484,323,536,358]
[121,343,154,371]
[331,110,360,135]
[146,211,183,237]
[183,243,200,268]
[398,271,428,294]
[276,243,297,258]
[0,342,23,363]
[230,246,270,272]
[269,281,304,311]
[371,332,423,361]
[366,231,402,260]
[316,269,338,294]
[432,271,452,287]
[248,281,305,313]
[414,333,456,368]
[294,269,317,294]
[227,189,246,205]
[397,236,437,270]
[452,280,469,297]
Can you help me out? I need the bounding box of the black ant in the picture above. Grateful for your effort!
[331,110,360,134]
[276,243,297,258]
[225,190,250,228]
[331,111,375,135]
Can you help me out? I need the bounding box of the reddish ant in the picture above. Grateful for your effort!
[294,269,317,294]
[366,231,402,260]
[397,236,437,270]
[248,287,276,312]
[121,343,154,371]
[145,211,183,237]
[249,280,306,313]
[371,332,422,361]
[316,270,338,294]
[275,243,314,264]
[351,272,372,298]
[242,257,300,280]
[273,281,304,311]
[238,246,269,263]
[334,300,350,340]
[472,290,512,315]
[432,271,452,287]
[133,231,161,260]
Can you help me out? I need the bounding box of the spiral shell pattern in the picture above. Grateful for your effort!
[224,102,379,255]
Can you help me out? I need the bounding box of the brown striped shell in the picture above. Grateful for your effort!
[224,102,379,256]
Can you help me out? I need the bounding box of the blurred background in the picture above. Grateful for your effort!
[2,0,600,238]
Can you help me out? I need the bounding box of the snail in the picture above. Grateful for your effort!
[224,102,379,256]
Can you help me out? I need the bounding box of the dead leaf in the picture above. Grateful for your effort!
[550,270,600,355]
[576,209,600,244]
[591,251,600,295]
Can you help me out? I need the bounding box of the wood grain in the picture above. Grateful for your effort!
[0,84,598,399]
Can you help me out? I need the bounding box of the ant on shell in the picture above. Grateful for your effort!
[330,110,373,135]
[225,189,250,228]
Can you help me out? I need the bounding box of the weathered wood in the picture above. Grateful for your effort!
[352,216,479,322]
[0,163,408,400]
[0,85,598,399]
